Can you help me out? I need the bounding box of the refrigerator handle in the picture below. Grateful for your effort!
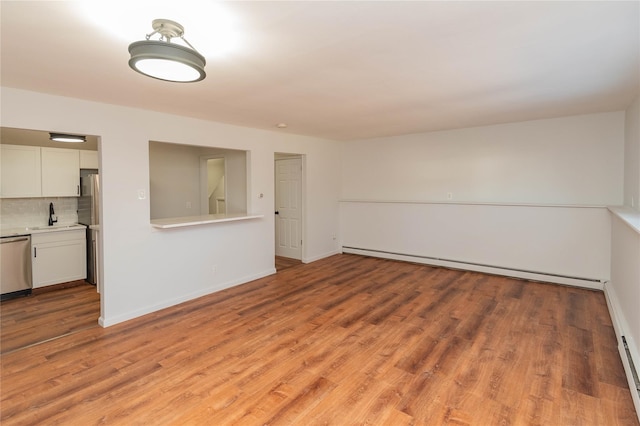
[77,185,80,195]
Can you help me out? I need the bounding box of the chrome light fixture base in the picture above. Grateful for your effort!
[128,19,206,83]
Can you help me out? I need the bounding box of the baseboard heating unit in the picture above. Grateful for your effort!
[623,337,640,394]
[341,246,605,290]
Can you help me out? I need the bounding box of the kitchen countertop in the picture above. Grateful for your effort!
[1,224,86,238]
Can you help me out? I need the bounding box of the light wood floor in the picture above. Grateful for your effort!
[1,254,637,425]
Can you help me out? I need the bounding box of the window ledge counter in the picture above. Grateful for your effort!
[151,213,264,229]
[608,206,640,235]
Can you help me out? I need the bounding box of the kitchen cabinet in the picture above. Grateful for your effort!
[0,144,42,198]
[80,150,99,169]
[41,147,80,196]
[31,229,86,288]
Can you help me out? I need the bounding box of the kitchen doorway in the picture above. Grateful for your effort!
[0,127,102,353]
[274,153,305,262]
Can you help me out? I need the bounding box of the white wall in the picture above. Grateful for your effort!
[342,112,624,205]
[341,112,623,285]
[197,147,246,215]
[302,150,343,262]
[1,87,342,326]
[149,141,202,219]
[606,96,640,415]
[221,149,247,214]
[342,202,611,285]
[624,97,640,211]
[150,143,249,219]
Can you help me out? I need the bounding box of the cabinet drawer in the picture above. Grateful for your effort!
[31,229,85,245]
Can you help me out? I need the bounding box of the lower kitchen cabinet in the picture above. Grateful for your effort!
[31,229,86,288]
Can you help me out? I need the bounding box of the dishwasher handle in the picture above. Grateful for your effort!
[0,236,29,244]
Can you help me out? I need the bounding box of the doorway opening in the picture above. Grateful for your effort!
[275,153,305,269]
[0,127,102,350]
[205,157,226,214]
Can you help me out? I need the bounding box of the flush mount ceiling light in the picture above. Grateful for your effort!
[49,133,86,143]
[128,19,206,83]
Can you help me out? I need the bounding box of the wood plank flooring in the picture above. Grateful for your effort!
[275,256,303,271]
[1,283,100,354]
[1,254,637,425]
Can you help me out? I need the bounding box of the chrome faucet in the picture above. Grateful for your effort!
[48,202,57,226]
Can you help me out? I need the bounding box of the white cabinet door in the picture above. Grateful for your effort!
[41,147,80,196]
[80,150,99,169]
[0,144,42,198]
[31,230,86,288]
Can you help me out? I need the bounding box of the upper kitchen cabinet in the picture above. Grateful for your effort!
[80,150,99,169]
[41,147,80,197]
[0,144,42,198]
[1,127,99,198]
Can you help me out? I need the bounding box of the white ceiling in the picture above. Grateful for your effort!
[1,1,638,141]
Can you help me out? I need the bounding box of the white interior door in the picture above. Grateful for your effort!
[275,158,302,259]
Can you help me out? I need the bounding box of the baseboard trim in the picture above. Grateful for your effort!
[302,249,342,264]
[99,268,277,328]
[342,246,605,290]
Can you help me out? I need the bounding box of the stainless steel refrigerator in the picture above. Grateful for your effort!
[78,173,99,285]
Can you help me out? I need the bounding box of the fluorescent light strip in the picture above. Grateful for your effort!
[49,133,86,143]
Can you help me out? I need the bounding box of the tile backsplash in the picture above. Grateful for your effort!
[1,197,78,230]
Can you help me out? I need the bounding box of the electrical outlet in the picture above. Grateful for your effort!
[332,234,337,240]
[137,189,146,200]
[212,265,217,275]
[186,201,192,209]
[447,192,453,200]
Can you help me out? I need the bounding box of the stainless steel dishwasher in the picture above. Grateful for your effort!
[1,235,32,300]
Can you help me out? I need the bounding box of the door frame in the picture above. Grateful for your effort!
[199,155,227,215]
[274,153,306,262]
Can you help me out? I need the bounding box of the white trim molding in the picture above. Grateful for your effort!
[99,268,276,327]
[343,246,605,290]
